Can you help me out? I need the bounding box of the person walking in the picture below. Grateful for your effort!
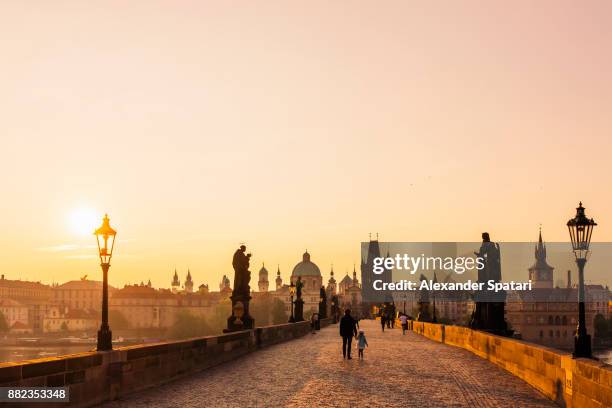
[339,309,358,359]
[357,330,368,359]
[310,312,319,334]
[380,313,386,332]
[399,313,408,335]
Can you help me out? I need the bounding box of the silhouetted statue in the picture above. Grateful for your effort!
[475,233,501,284]
[416,274,431,322]
[470,233,511,336]
[226,245,254,332]
[294,276,305,321]
[296,276,303,298]
[232,245,252,294]
[319,286,327,319]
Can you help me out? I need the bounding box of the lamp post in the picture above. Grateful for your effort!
[289,281,296,323]
[94,214,116,351]
[567,202,597,358]
[432,292,437,323]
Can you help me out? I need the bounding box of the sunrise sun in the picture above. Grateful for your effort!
[68,208,99,237]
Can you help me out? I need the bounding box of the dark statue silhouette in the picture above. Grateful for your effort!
[469,233,512,336]
[226,245,255,331]
[294,276,305,321]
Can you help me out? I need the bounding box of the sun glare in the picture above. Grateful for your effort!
[69,208,99,237]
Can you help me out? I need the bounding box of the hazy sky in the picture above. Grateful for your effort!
[1,1,611,289]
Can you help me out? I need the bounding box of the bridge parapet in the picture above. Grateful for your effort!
[0,318,331,407]
[409,320,612,408]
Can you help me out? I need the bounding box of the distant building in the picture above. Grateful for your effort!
[258,263,269,292]
[53,279,112,311]
[171,269,180,294]
[0,298,29,332]
[275,266,283,290]
[290,251,323,316]
[528,230,554,289]
[109,281,220,330]
[110,284,179,329]
[336,266,363,318]
[0,275,53,333]
[184,270,194,293]
[219,275,232,298]
[43,307,99,333]
[506,229,610,350]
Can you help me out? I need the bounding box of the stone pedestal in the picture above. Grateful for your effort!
[294,298,304,322]
[225,293,254,332]
[469,294,512,336]
[319,300,327,319]
[416,301,431,322]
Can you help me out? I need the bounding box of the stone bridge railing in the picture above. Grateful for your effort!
[0,318,332,407]
[408,320,612,408]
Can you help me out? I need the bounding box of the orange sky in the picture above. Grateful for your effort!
[1,1,611,289]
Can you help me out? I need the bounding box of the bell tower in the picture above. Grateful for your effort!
[258,263,269,292]
[528,228,554,289]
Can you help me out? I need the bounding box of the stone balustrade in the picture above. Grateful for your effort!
[409,320,612,408]
[0,318,331,407]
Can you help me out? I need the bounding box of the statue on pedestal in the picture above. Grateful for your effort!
[469,233,511,336]
[319,286,327,319]
[416,274,431,322]
[226,245,255,332]
[294,276,305,322]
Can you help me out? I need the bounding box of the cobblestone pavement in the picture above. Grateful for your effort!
[103,320,556,408]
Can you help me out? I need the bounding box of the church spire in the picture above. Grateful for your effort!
[172,269,180,286]
[535,227,547,264]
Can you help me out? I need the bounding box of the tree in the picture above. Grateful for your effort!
[170,310,213,339]
[206,300,232,333]
[109,310,130,330]
[271,298,287,324]
[250,294,273,326]
[0,311,9,333]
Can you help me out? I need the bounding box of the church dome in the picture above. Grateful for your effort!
[291,251,321,277]
[259,263,269,279]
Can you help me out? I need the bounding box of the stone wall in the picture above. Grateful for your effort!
[0,318,332,407]
[409,320,612,408]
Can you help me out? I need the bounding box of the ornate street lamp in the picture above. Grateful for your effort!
[288,281,296,323]
[432,293,437,323]
[567,202,596,358]
[94,214,116,351]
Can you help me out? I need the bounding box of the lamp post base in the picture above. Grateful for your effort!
[288,315,295,323]
[573,333,592,358]
[97,328,113,351]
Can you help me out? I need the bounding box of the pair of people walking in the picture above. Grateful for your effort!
[339,309,368,359]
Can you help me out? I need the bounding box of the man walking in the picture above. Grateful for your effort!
[339,309,358,359]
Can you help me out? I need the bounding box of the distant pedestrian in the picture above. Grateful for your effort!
[357,330,368,359]
[380,314,386,332]
[399,313,408,335]
[311,313,319,334]
[339,309,358,359]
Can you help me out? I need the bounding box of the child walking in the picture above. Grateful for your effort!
[357,330,368,359]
